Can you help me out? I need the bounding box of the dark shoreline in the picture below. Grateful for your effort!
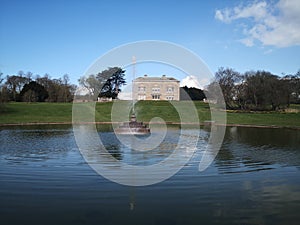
[1,121,299,130]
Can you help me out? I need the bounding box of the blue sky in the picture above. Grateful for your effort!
[1,0,299,85]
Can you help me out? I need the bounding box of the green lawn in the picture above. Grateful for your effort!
[1,101,300,128]
[0,102,73,124]
[226,110,300,127]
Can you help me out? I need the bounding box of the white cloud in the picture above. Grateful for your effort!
[215,1,268,23]
[215,0,300,47]
[215,9,231,23]
[232,1,268,21]
[263,49,273,54]
[240,38,254,47]
[180,75,208,89]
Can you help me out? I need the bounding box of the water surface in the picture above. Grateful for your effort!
[0,125,299,225]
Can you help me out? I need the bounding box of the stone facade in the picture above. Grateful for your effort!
[133,75,180,100]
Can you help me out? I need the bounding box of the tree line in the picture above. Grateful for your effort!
[180,86,206,101]
[0,67,126,108]
[0,71,76,104]
[1,67,299,112]
[207,67,300,111]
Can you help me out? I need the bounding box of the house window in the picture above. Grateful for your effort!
[152,87,160,93]
[152,94,160,100]
[138,86,146,92]
[166,96,174,100]
[167,87,174,93]
[138,95,146,100]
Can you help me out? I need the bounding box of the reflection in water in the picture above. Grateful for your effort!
[230,126,300,147]
[0,126,74,164]
[215,126,300,174]
[106,144,122,160]
[0,125,300,225]
[98,124,184,166]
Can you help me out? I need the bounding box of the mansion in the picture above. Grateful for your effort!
[133,75,180,101]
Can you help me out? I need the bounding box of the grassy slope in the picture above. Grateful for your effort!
[226,111,300,127]
[0,102,300,127]
[0,102,72,124]
[134,101,211,123]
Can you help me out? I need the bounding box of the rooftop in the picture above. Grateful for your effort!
[134,75,179,82]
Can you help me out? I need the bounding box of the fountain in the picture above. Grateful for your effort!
[115,113,150,135]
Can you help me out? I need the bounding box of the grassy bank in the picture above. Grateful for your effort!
[0,102,73,124]
[0,102,300,128]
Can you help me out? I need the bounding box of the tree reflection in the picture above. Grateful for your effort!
[99,131,123,160]
[214,127,300,173]
[0,127,74,164]
[105,144,122,160]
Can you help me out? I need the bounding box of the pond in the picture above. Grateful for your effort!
[0,125,299,225]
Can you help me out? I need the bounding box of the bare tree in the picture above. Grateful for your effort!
[243,71,289,110]
[283,70,300,104]
[209,67,242,109]
[5,75,30,101]
[0,72,3,85]
[35,74,75,102]
[78,74,101,99]
[0,72,5,111]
